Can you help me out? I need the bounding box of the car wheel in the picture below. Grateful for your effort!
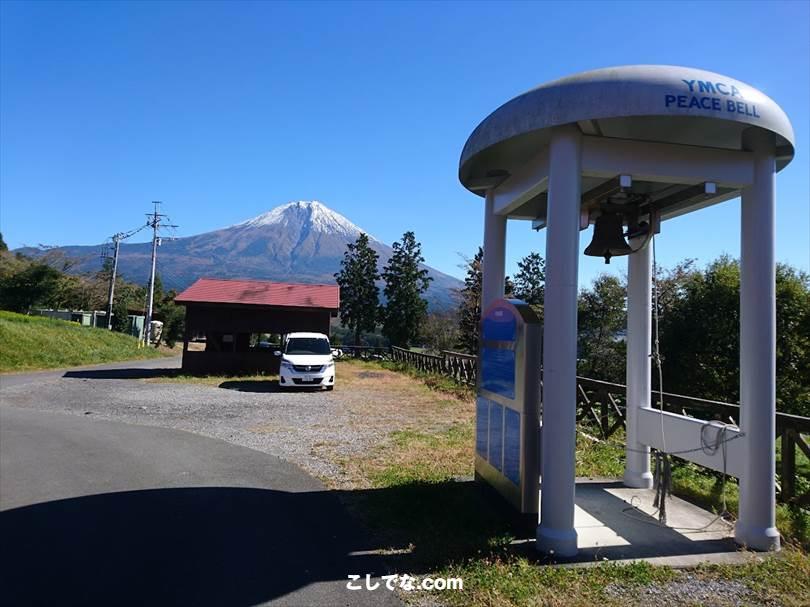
[326,385,334,391]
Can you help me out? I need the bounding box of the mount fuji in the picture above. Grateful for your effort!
[16,201,462,309]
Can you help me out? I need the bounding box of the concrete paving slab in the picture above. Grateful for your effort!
[548,478,747,566]
[520,478,748,566]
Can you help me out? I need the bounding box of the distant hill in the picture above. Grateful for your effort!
[15,201,462,309]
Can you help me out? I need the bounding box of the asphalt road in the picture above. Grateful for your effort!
[0,363,400,607]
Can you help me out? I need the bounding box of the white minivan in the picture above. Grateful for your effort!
[276,332,335,390]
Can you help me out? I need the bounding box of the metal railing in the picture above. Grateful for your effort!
[385,346,810,507]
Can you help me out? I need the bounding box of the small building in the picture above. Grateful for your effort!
[174,278,340,374]
[34,308,109,328]
[33,308,146,338]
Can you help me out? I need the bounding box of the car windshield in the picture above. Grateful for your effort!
[285,338,331,355]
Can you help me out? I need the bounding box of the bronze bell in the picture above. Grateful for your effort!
[584,211,632,264]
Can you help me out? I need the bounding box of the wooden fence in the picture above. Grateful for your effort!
[337,345,392,359]
[390,347,478,385]
[387,346,810,507]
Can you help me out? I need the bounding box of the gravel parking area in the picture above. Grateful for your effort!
[604,574,762,607]
[0,359,471,486]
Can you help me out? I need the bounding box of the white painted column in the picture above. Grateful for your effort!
[623,236,654,488]
[481,188,507,312]
[537,125,581,558]
[736,129,780,552]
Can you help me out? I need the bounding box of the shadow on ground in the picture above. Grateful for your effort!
[219,379,283,393]
[341,479,740,567]
[62,370,285,393]
[0,487,392,606]
[573,481,737,561]
[0,480,524,605]
[0,480,743,605]
[339,478,528,569]
[63,367,182,380]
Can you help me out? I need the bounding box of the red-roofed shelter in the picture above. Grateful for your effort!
[175,278,340,374]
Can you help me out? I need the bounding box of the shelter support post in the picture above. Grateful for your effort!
[182,311,190,357]
[482,188,507,311]
[623,236,654,488]
[537,125,581,557]
[736,129,780,552]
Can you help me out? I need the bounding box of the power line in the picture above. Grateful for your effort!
[100,222,151,330]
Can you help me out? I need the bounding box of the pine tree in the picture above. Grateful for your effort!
[455,247,483,354]
[334,233,380,347]
[455,247,517,353]
[380,231,432,347]
[513,252,545,319]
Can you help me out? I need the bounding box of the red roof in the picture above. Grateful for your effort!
[175,278,340,310]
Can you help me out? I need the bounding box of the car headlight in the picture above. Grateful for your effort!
[281,361,295,370]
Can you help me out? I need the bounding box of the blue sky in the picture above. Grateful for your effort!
[1,0,808,285]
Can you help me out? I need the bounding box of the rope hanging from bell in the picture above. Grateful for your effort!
[652,451,672,524]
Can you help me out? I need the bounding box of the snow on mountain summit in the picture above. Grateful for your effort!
[234,201,368,238]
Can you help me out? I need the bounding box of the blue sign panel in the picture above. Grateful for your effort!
[488,402,503,471]
[503,408,521,485]
[482,306,516,342]
[481,347,515,399]
[476,397,489,458]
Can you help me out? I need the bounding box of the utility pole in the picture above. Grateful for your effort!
[104,234,122,329]
[101,222,149,331]
[144,201,177,346]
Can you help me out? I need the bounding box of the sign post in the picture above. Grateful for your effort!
[475,298,540,521]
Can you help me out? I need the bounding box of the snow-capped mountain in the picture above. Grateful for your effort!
[15,201,461,309]
[232,200,368,239]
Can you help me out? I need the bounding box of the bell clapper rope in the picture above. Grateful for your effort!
[650,234,671,523]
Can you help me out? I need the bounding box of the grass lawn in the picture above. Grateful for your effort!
[0,310,171,373]
[336,358,810,607]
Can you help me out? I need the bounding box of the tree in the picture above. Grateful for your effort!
[455,247,518,354]
[380,231,432,347]
[152,274,165,303]
[0,262,62,312]
[111,295,131,333]
[658,256,740,403]
[577,274,627,383]
[456,248,483,354]
[420,310,460,354]
[111,279,145,333]
[513,252,545,319]
[504,274,515,299]
[658,256,810,416]
[334,233,380,347]
[146,275,184,347]
[0,233,7,252]
[774,264,810,416]
[157,288,185,347]
[50,273,95,310]
[0,249,27,281]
